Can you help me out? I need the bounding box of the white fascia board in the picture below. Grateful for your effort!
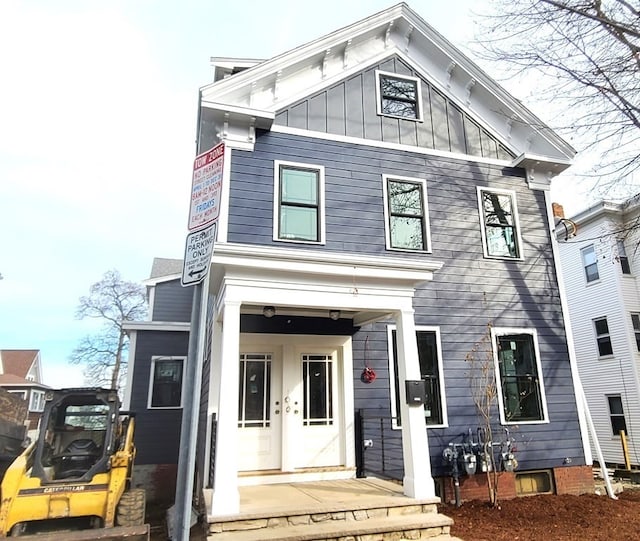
[142,273,181,286]
[198,101,275,126]
[122,322,191,332]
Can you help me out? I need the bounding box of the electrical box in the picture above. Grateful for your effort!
[405,380,426,406]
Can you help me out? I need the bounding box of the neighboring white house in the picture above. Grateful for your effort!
[557,195,640,467]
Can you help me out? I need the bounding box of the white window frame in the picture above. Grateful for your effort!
[147,356,186,409]
[593,316,613,357]
[8,390,27,401]
[382,175,431,253]
[477,187,523,260]
[606,394,628,436]
[387,325,448,429]
[581,244,600,283]
[491,327,549,425]
[631,313,640,353]
[375,70,424,122]
[273,160,325,245]
[617,239,631,275]
[29,389,45,412]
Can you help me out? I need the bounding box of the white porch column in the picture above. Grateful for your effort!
[210,299,241,516]
[395,308,436,499]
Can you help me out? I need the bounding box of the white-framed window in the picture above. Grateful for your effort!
[148,356,185,409]
[8,390,27,401]
[273,160,325,244]
[617,240,631,274]
[29,390,45,412]
[387,325,447,428]
[382,175,431,252]
[477,187,522,259]
[593,317,613,357]
[581,245,600,283]
[492,328,548,424]
[631,313,640,352]
[375,70,423,121]
[607,395,628,436]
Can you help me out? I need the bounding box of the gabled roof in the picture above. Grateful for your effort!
[144,257,182,286]
[0,373,48,388]
[0,349,39,379]
[200,2,574,174]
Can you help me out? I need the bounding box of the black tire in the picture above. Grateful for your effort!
[116,488,146,526]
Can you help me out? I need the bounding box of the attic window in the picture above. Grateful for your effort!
[376,71,422,121]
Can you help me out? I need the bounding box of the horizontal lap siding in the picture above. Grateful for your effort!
[152,281,193,322]
[228,130,583,475]
[129,331,189,465]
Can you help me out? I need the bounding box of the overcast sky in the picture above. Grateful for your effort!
[0,0,597,388]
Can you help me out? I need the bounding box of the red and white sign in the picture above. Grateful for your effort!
[188,143,224,231]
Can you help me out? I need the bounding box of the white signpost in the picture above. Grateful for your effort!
[181,142,224,287]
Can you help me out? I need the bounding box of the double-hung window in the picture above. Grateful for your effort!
[148,357,184,408]
[274,161,324,243]
[617,240,631,274]
[607,395,628,436]
[581,245,599,283]
[631,313,640,352]
[383,175,430,251]
[376,71,422,120]
[388,326,446,428]
[29,390,45,412]
[492,328,547,423]
[477,188,522,259]
[594,317,613,357]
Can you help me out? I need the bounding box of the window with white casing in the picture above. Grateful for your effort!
[632,313,640,352]
[148,357,185,408]
[274,161,325,244]
[383,175,431,252]
[581,245,600,283]
[29,390,45,412]
[477,188,522,259]
[607,395,628,436]
[387,325,447,428]
[594,317,613,357]
[375,71,423,121]
[617,240,631,274]
[492,328,548,424]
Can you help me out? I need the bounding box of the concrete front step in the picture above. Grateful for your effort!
[208,512,454,540]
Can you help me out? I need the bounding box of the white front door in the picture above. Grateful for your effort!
[237,341,343,472]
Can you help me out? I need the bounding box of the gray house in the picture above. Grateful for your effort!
[124,2,594,515]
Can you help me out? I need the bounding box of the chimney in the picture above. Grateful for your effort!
[552,202,565,219]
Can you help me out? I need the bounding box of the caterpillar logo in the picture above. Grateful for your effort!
[18,484,108,496]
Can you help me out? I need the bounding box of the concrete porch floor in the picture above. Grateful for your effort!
[208,477,437,520]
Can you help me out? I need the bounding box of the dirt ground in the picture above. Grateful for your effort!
[440,488,640,541]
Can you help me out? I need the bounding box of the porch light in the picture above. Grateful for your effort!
[263,306,276,318]
[329,310,341,320]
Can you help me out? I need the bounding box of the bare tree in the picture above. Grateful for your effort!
[473,0,640,192]
[70,270,147,390]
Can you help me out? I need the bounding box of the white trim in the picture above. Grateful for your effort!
[476,186,524,261]
[29,389,45,412]
[123,322,191,332]
[216,143,233,242]
[387,325,448,429]
[375,70,423,122]
[142,273,182,287]
[491,327,549,425]
[593,316,613,358]
[273,160,326,245]
[382,174,432,253]
[7,390,27,401]
[271,124,512,168]
[580,244,600,284]
[147,356,186,409]
[123,330,137,410]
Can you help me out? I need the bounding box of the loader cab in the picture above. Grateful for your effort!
[31,388,120,483]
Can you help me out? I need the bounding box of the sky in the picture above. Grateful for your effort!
[0,0,605,388]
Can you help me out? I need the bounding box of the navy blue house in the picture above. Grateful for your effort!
[124,3,593,514]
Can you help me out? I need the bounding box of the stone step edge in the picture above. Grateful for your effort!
[207,497,441,524]
[208,512,454,541]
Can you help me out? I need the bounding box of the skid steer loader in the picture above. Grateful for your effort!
[0,388,149,540]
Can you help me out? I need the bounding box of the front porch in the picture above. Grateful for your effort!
[205,477,461,540]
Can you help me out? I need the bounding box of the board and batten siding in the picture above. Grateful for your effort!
[128,331,189,465]
[227,129,584,474]
[151,280,193,323]
[275,55,513,162]
[559,214,640,466]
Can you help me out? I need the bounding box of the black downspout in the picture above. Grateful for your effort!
[355,409,365,478]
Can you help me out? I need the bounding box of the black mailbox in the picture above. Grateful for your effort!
[405,380,426,406]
